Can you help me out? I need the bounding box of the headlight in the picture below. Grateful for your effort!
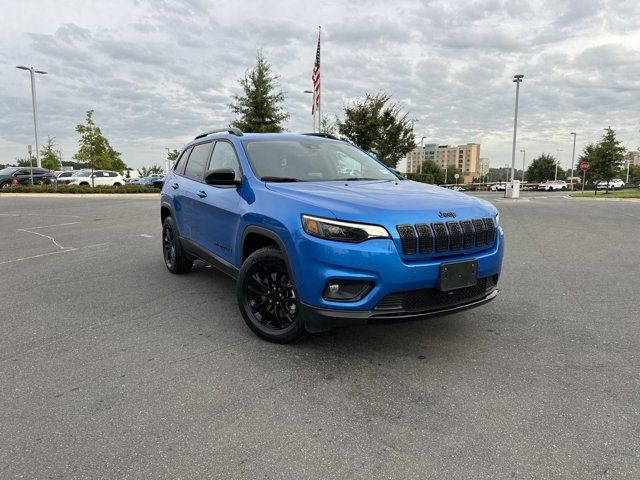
[495,213,500,225]
[301,214,390,243]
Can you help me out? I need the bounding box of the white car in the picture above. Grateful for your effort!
[490,183,506,191]
[596,179,624,190]
[538,180,567,191]
[59,169,125,187]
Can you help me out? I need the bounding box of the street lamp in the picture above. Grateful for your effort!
[570,132,577,190]
[507,74,524,198]
[303,90,315,132]
[419,136,426,174]
[16,66,48,168]
[520,149,526,182]
[555,148,562,181]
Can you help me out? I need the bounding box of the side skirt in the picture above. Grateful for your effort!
[180,237,239,280]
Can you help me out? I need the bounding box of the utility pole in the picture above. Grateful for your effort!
[16,66,48,168]
[570,133,576,190]
[419,136,426,174]
[507,74,524,198]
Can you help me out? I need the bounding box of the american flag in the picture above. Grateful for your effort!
[311,31,320,115]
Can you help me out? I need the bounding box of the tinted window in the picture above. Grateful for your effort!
[108,172,117,177]
[208,141,240,179]
[183,142,212,180]
[175,147,192,175]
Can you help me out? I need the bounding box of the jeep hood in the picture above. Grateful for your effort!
[265,179,496,225]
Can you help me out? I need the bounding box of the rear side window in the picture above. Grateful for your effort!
[175,147,192,175]
[183,142,212,181]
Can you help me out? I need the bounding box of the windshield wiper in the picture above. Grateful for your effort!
[260,176,305,183]
[333,177,381,181]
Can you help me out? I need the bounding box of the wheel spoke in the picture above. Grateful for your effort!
[251,299,268,314]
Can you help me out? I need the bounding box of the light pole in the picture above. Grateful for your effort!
[507,74,524,198]
[303,90,315,132]
[520,149,526,182]
[419,136,426,174]
[570,132,576,190]
[444,166,448,185]
[555,149,562,181]
[16,66,47,168]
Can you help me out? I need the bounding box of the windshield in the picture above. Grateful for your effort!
[72,170,91,177]
[243,139,397,182]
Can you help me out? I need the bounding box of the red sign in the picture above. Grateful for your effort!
[580,161,589,172]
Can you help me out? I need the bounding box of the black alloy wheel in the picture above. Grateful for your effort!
[237,247,306,343]
[162,216,193,274]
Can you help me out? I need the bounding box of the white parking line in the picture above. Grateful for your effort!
[21,222,81,230]
[17,228,72,250]
[0,248,79,265]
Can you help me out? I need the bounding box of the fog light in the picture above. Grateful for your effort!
[323,281,373,302]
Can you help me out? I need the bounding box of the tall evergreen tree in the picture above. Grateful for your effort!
[230,51,290,133]
[587,127,625,192]
[73,110,126,173]
[40,136,60,170]
[337,93,416,168]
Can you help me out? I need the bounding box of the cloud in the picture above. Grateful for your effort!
[1,0,639,169]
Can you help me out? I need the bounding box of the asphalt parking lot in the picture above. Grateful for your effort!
[1,192,639,479]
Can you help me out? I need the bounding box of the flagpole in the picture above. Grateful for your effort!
[317,25,321,133]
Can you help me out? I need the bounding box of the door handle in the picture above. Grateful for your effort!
[172,183,179,189]
[197,190,207,198]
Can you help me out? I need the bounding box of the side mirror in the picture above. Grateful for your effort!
[204,168,241,186]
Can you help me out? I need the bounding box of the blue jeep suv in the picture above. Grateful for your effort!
[161,128,503,343]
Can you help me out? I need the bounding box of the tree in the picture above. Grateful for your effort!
[525,153,565,182]
[444,165,462,183]
[320,114,338,135]
[419,160,444,184]
[337,92,416,168]
[586,127,625,192]
[230,51,289,133]
[167,149,180,161]
[138,165,164,177]
[15,157,33,167]
[629,164,640,184]
[40,136,60,170]
[73,110,126,173]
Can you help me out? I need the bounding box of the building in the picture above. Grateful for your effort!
[405,144,437,174]
[626,151,640,166]
[434,144,481,183]
[479,158,490,177]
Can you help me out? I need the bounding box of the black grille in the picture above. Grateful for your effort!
[446,221,463,251]
[473,218,486,246]
[375,278,491,312]
[461,220,475,249]
[432,223,449,252]
[415,223,434,254]
[397,224,417,254]
[484,217,496,244]
[397,217,495,256]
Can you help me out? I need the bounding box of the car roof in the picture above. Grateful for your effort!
[184,132,342,149]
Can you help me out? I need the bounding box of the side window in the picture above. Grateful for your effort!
[183,142,212,181]
[108,172,117,177]
[208,141,241,179]
[175,147,192,175]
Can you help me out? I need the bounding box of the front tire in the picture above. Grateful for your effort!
[162,216,193,274]
[237,247,306,343]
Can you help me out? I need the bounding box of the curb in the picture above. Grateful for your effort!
[570,196,640,202]
[0,193,161,198]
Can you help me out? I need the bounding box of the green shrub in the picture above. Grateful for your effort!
[405,173,435,184]
[2,184,160,194]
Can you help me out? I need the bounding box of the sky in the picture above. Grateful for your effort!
[1,0,639,170]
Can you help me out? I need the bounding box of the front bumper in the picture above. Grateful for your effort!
[301,288,499,332]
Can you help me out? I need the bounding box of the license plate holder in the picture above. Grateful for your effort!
[439,260,478,291]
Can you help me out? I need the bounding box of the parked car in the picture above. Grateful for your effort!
[152,175,165,189]
[538,180,567,191]
[130,176,155,186]
[57,169,125,187]
[596,179,624,190]
[54,171,76,181]
[160,129,503,343]
[450,185,466,191]
[490,183,506,191]
[0,167,55,188]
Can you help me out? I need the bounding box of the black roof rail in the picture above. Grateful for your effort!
[302,132,340,140]
[194,127,244,140]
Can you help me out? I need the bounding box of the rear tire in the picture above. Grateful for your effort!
[162,216,193,274]
[237,247,306,343]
